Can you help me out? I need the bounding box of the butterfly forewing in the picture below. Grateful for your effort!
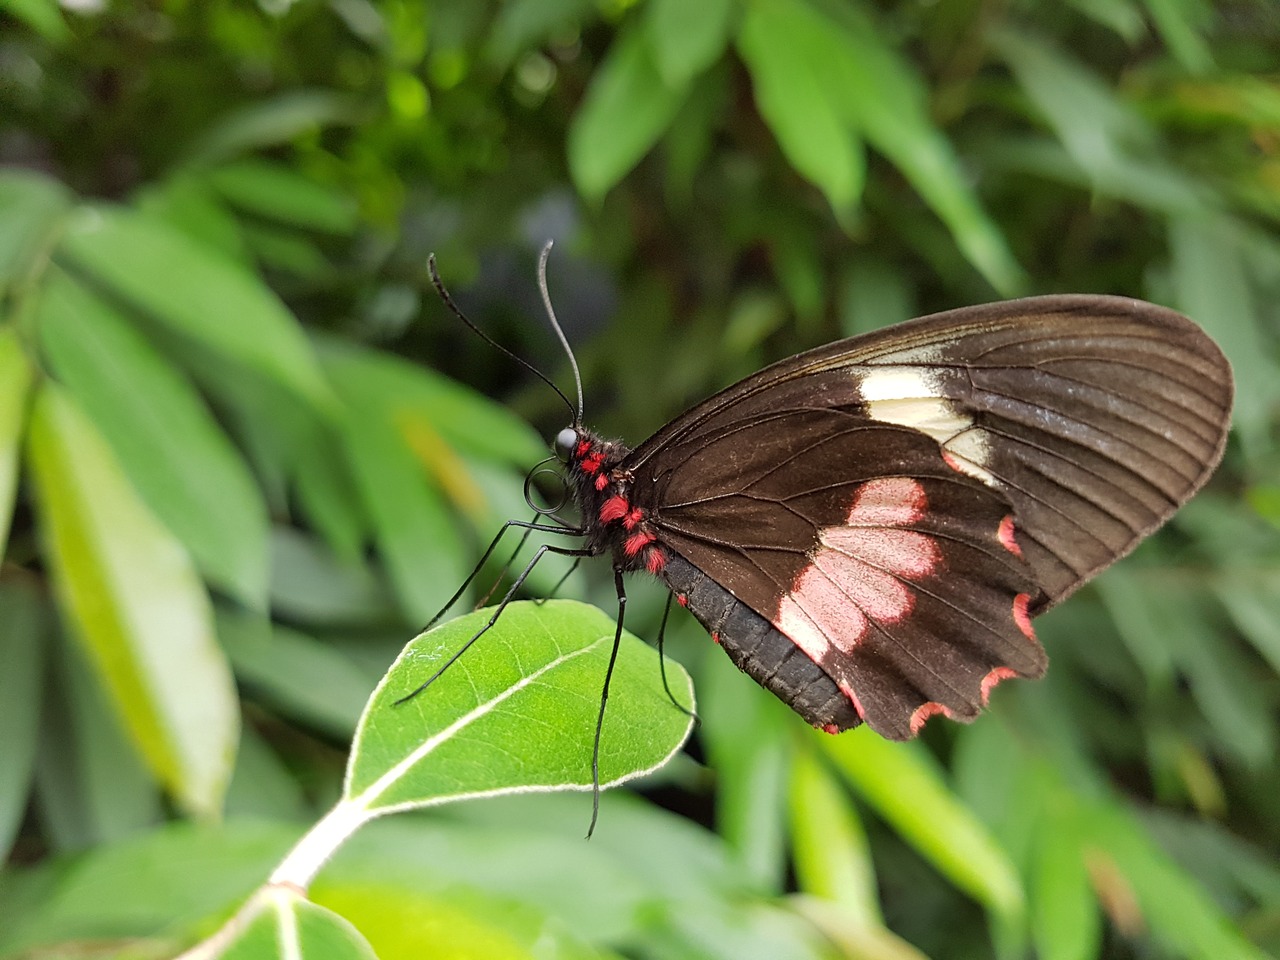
[618,295,1232,737]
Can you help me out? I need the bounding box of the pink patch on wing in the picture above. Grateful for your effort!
[777,477,939,663]
[980,666,1019,704]
[909,701,954,735]
[847,477,928,527]
[1013,593,1035,640]
[998,514,1022,557]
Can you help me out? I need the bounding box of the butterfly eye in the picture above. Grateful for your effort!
[554,427,578,462]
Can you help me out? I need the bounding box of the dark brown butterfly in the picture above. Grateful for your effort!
[409,253,1233,751]
[556,293,1232,741]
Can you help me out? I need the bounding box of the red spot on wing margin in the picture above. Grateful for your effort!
[1013,593,1035,640]
[980,666,1019,705]
[909,701,954,735]
[998,515,1022,557]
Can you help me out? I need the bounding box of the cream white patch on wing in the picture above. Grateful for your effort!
[856,366,997,486]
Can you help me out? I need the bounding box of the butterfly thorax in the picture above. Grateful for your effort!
[562,427,669,576]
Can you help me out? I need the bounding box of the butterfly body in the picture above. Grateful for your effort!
[557,294,1232,741]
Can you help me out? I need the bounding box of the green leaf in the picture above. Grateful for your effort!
[0,579,45,862]
[314,881,601,960]
[26,382,239,819]
[318,337,547,468]
[206,159,359,233]
[349,600,694,810]
[819,728,1025,918]
[645,0,734,88]
[737,0,864,214]
[568,24,689,203]
[218,609,376,740]
[821,6,1024,294]
[265,602,694,891]
[180,90,363,168]
[1093,804,1271,960]
[484,0,595,68]
[1031,809,1101,960]
[0,325,34,553]
[56,205,333,411]
[1142,0,1213,74]
[787,747,879,924]
[218,887,378,960]
[1168,212,1277,462]
[39,629,163,848]
[36,269,270,610]
[0,820,298,954]
[0,168,70,295]
[0,0,69,44]
[1065,0,1145,41]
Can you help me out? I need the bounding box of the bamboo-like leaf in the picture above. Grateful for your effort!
[1031,809,1101,960]
[0,168,70,294]
[787,746,879,924]
[737,0,864,214]
[568,24,688,202]
[206,159,358,233]
[37,269,269,609]
[0,580,45,863]
[56,205,333,411]
[0,326,34,553]
[645,0,733,88]
[819,728,1025,918]
[27,382,238,819]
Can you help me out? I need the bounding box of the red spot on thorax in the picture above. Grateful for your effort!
[599,496,629,524]
[594,474,609,491]
[998,515,1022,557]
[909,700,954,735]
[575,439,592,458]
[645,547,666,574]
[624,506,644,530]
[1013,593,1035,640]
[624,529,656,556]
[980,666,1019,705]
[580,451,605,474]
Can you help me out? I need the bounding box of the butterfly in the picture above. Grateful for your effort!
[411,249,1233,749]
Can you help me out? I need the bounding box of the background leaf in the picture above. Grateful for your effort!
[26,382,238,819]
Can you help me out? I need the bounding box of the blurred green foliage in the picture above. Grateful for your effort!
[1,0,1278,958]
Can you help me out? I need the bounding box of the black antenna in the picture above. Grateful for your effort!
[536,241,584,425]
[427,253,577,423]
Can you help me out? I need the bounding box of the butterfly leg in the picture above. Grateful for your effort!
[589,564,628,837]
[655,593,698,723]
[419,517,586,633]
[532,556,583,606]
[396,540,596,705]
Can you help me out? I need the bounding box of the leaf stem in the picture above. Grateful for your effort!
[269,799,371,891]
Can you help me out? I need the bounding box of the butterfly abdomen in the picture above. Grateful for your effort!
[660,552,863,733]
